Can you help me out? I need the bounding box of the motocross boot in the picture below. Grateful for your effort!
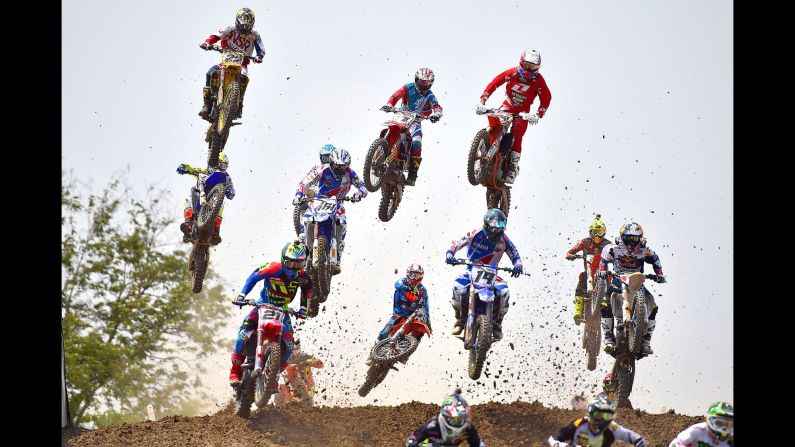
[602,317,616,354]
[180,219,193,244]
[210,225,222,246]
[492,299,504,341]
[405,157,422,186]
[451,299,468,336]
[573,295,585,325]
[236,80,248,119]
[503,150,522,184]
[198,86,213,121]
[229,353,245,388]
[640,319,656,357]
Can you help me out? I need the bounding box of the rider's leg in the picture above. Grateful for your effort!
[332,210,346,275]
[181,199,194,243]
[210,207,224,246]
[573,272,587,324]
[493,280,510,341]
[378,314,399,341]
[230,309,258,386]
[236,67,249,118]
[451,274,470,335]
[504,118,527,184]
[280,316,295,373]
[406,122,423,186]
[641,290,658,356]
[601,297,616,354]
[486,115,503,145]
[200,65,219,119]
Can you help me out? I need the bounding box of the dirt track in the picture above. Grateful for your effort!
[66,400,700,446]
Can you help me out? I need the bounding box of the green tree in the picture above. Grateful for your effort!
[61,173,233,426]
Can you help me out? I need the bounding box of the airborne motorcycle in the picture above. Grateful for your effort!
[362,106,426,221]
[604,271,663,408]
[571,253,607,371]
[186,169,229,293]
[450,258,529,380]
[203,45,255,168]
[466,108,535,216]
[359,306,431,397]
[231,298,305,418]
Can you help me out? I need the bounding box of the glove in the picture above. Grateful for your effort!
[445,252,457,265]
[176,164,187,175]
[253,56,263,64]
[200,42,210,50]
[292,195,303,206]
[479,95,488,105]
[429,114,440,123]
[655,275,667,284]
[232,293,246,306]
[475,104,488,114]
[524,113,540,125]
[296,306,307,319]
[511,264,524,278]
[226,186,236,200]
[380,104,392,112]
[350,193,362,202]
[565,253,576,260]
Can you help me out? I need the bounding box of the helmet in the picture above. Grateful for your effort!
[518,49,541,79]
[406,263,424,288]
[483,209,507,242]
[706,401,733,441]
[218,151,229,171]
[329,148,351,177]
[281,241,307,272]
[589,214,607,243]
[601,372,614,395]
[235,8,255,34]
[319,144,336,165]
[619,222,644,250]
[437,390,471,441]
[586,395,616,432]
[415,68,435,94]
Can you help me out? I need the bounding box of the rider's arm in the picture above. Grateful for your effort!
[566,239,586,256]
[611,423,646,447]
[387,84,408,107]
[503,234,523,268]
[447,229,477,258]
[348,169,368,194]
[534,73,551,118]
[426,92,443,118]
[225,175,236,200]
[296,165,321,197]
[667,424,700,447]
[466,423,485,447]
[405,418,433,447]
[421,285,430,326]
[551,419,578,443]
[599,245,615,272]
[240,263,279,296]
[253,31,265,59]
[182,164,208,177]
[299,272,312,310]
[392,281,404,315]
[204,26,232,46]
[643,247,664,276]
[481,68,514,102]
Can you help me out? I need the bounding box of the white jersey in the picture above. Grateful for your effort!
[214,26,264,57]
[669,422,732,447]
[552,418,645,447]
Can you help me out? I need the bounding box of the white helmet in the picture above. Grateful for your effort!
[329,148,351,177]
[518,49,541,78]
[437,390,471,441]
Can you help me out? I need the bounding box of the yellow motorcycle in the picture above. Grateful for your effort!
[203,45,254,168]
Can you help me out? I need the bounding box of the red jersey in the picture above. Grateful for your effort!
[481,68,551,116]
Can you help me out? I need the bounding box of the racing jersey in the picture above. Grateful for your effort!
[447,229,522,269]
[181,163,236,199]
[552,417,645,447]
[407,415,485,447]
[669,422,733,447]
[387,82,443,118]
[599,239,663,275]
[481,67,551,115]
[296,164,367,200]
[392,278,430,322]
[203,25,265,66]
[240,262,311,309]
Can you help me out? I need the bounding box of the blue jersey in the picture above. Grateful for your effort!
[387,83,443,117]
[296,164,366,199]
[447,228,523,269]
[392,278,430,322]
[240,262,311,309]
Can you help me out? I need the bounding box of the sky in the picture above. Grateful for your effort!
[62,0,732,417]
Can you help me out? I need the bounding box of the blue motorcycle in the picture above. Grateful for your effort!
[186,170,229,293]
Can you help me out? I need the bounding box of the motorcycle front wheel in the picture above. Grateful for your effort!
[370,335,418,364]
[363,138,388,192]
[467,129,490,185]
[468,314,493,380]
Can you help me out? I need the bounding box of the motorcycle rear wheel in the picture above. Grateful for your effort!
[378,183,402,222]
[358,363,389,397]
[485,187,511,216]
[189,244,209,293]
[612,355,635,409]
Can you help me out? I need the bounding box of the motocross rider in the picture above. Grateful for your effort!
[477,49,552,184]
[446,208,524,341]
[379,68,443,186]
[278,338,324,403]
[596,222,666,357]
[198,7,265,120]
[406,389,485,447]
[548,395,646,447]
[669,402,733,447]
[177,151,235,245]
[293,147,368,274]
[227,241,311,388]
[565,215,611,324]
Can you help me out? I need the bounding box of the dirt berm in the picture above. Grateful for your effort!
[65,400,700,446]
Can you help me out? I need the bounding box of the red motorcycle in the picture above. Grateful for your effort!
[362,106,426,221]
[231,298,305,418]
[358,306,431,397]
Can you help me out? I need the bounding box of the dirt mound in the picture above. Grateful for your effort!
[66,400,700,446]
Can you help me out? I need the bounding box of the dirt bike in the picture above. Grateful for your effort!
[603,271,663,408]
[362,106,427,221]
[231,298,305,418]
[298,192,357,316]
[202,45,255,168]
[186,170,229,293]
[467,108,534,216]
[571,253,607,371]
[274,357,321,406]
[359,306,431,397]
[451,258,530,380]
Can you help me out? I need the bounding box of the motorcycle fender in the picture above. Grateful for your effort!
[379,128,389,140]
[386,129,401,152]
[477,287,495,302]
[210,70,222,92]
[407,320,432,337]
[259,320,284,343]
[224,64,241,87]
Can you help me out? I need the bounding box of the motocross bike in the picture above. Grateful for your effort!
[451,258,530,380]
[571,253,607,371]
[298,192,357,316]
[274,357,322,406]
[362,106,427,221]
[231,298,305,418]
[202,45,255,168]
[467,108,535,216]
[359,306,431,397]
[186,169,229,293]
[603,271,663,408]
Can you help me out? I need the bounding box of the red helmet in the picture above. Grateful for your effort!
[415,68,435,94]
[518,49,541,78]
[602,373,614,393]
[406,263,424,287]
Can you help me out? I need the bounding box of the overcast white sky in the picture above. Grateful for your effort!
[63,0,732,416]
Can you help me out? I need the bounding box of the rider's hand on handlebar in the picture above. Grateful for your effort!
[292,195,303,206]
[511,264,524,278]
[475,104,488,114]
[520,112,539,125]
[565,253,576,261]
[176,164,188,175]
[429,113,441,123]
[654,275,667,284]
[232,293,246,306]
[445,253,457,265]
[351,191,365,202]
[253,56,263,63]
[296,306,307,319]
[380,104,393,112]
[200,42,210,50]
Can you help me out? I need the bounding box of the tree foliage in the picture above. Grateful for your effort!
[62,173,233,426]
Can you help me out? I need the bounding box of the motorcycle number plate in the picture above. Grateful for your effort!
[259,306,284,321]
[472,266,498,286]
[223,52,244,64]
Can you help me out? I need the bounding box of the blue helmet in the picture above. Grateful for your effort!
[320,144,336,164]
[483,208,507,242]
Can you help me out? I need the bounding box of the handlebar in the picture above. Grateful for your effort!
[381,106,426,119]
[602,272,663,285]
[450,258,531,276]
[205,44,258,61]
[232,299,306,318]
[298,195,357,204]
